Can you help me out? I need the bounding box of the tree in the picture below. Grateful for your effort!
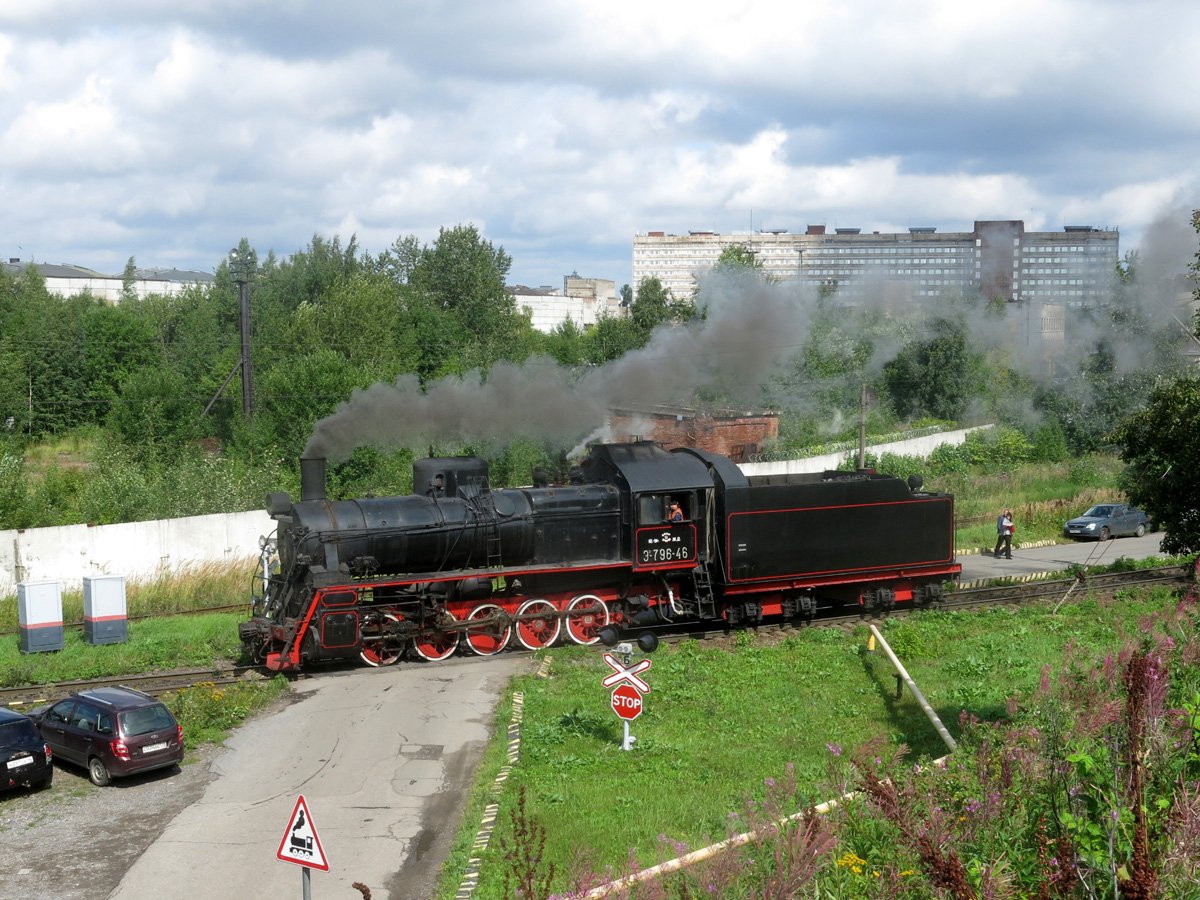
[108,366,202,450]
[284,272,419,379]
[121,256,138,303]
[582,313,642,363]
[630,276,693,339]
[405,224,530,372]
[1112,375,1200,554]
[713,244,766,276]
[882,317,983,421]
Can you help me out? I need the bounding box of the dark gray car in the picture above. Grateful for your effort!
[28,686,184,786]
[1063,503,1151,541]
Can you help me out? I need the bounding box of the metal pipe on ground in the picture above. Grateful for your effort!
[867,623,956,752]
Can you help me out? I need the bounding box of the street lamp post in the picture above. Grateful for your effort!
[229,249,255,417]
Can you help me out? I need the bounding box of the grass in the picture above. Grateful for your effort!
[933,454,1128,549]
[436,586,1186,898]
[0,561,254,632]
[0,613,244,687]
[19,427,101,477]
[163,676,291,747]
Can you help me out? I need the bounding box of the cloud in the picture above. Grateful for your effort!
[0,1,1197,284]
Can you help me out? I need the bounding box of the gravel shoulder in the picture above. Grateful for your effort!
[0,743,222,900]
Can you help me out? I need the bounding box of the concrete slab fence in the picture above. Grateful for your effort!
[1,425,992,597]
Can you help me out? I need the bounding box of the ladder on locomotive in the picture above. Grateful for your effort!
[691,564,718,619]
[484,521,502,568]
[464,484,503,569]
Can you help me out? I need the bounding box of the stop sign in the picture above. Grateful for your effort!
[611,684,643,720]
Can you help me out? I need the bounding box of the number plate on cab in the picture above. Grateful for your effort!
[143,742,169,753]
[7,756,33,769]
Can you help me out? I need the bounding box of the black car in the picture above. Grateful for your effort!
[29,686,184,786]
[1,706,53,792]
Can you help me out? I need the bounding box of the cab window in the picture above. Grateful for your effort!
[637,493,688,525]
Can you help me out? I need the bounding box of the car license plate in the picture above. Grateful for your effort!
[143,742,169,753]
[7,756,33,769]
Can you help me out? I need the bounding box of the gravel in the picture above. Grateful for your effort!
[0,744,221,900]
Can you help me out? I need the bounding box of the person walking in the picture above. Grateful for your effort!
[993,508,1014,559]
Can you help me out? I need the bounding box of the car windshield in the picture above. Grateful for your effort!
[119,705,175,737]
[1083,506,1113,518]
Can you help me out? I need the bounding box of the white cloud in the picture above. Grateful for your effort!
[0,1,1197,285]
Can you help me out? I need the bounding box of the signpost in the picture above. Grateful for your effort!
[603,646,652,750]
[277,794,329,899]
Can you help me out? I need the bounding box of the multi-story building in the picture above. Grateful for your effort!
[632,220,1119,307]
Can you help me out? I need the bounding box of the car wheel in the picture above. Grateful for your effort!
[1136,523,1146,538]
[34,769,53,790]
[88,757,111,787]
[1099,526,1111,541]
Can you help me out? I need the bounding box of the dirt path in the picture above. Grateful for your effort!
[0,744,221,900]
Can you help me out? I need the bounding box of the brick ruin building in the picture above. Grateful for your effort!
[605,405,779,462]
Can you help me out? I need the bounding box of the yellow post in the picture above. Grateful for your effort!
[867,633,876,651]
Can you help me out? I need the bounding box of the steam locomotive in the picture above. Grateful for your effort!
[238,442,960,672]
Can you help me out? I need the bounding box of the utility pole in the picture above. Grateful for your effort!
[858,383,868,469]
[229,248,255,417]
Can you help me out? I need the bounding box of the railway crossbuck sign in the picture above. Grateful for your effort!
[601,653,652,692]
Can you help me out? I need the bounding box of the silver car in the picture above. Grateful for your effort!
[1063,504,1151,541]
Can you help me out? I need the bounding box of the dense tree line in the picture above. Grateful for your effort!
[0,216,1196,532]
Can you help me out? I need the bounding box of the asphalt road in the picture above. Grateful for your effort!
[110,654,528,900]
[959,531,1170,582]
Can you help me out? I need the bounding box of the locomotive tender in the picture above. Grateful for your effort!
[239,442,960,672]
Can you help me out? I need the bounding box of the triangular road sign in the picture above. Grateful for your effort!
[276,794,330,871]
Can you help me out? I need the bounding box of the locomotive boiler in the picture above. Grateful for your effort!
[239,442,961,672]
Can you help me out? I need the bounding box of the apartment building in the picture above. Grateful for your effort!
[632,220,1119,306]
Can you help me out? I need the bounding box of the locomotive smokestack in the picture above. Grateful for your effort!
[300,457,327,501]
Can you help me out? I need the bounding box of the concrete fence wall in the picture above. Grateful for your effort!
[1,425,993,596]
[738,425,994,477]
[1,510,275,597]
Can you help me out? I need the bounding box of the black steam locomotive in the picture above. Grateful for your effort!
[239,442,960,672]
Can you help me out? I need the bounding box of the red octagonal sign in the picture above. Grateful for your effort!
[611,684,643,720]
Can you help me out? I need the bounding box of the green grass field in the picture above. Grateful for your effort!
[437,587,1185,898]
[0,613,243,688]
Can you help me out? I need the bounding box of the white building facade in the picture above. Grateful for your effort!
[511,275,625,333]
[2,260,214,302]
[633,220,1118,306]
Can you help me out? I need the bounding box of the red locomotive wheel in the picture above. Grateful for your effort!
[359,610,406,666]
[515,598,561,651]
[565,594,609,646]
[413,610,461,662]
[465,604,512,656]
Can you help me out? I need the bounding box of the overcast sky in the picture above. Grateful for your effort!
[2,1,1198,289]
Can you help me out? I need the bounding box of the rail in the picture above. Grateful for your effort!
[3,565,1189,709]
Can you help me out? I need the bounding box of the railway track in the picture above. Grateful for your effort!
[0,664,267,709]
[2,564,1190,709]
